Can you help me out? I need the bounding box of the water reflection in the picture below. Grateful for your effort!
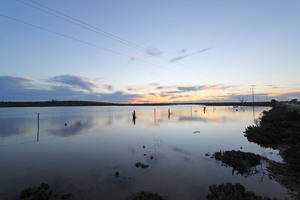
[0,106,288,200]
[49,120,93,137]
[0,106,262,139]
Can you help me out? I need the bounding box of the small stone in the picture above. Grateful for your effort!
[61,193,72,200]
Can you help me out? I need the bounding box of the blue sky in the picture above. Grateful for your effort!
[1,0,300,103]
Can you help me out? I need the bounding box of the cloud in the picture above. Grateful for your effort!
[166,90,186,94]
[170,47,211,63]
[0,76,36,98]
[96,84,113,91]
[0,75,34,88]
[49,75,96,91]
[154,86,166,90]
[178,48,189,54]
[203,84,225,91]
[0,75,140,103]
[269,91,300,100]
[98,91,141,103]
[268,85,279,89]
[129,47,163,62]
[177,85,205,92]
[223,91,300,102]
[126,82,160,92]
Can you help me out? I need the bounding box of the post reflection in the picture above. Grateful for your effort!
[0,106,265,140]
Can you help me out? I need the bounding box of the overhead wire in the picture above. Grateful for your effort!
[16,0,225,84]
[16,0,147,53]
[0,13,204,82]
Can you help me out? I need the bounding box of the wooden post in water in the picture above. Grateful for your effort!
[37,113,39,142]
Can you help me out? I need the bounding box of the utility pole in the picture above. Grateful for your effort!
[251,88,255,104]
[250,87,255,123]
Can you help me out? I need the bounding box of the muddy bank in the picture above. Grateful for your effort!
[19,182,72,200]
[244,103,300,198]
[206,183,278,200]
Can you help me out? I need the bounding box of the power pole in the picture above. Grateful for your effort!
[250,88,255,123]
[251,88,255,104]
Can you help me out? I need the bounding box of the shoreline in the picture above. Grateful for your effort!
[244,103,300,199]
[0,100,273,108]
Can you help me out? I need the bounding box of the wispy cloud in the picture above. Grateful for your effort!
[178,48,189,54]
[170,47,211,63]
[129,47,163,62]
[177,85,205,92]
[49,75,96,91]
[176,84,225,92]
[268,85,279,89]
[96,84,113,91]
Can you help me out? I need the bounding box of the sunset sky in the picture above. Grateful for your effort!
[1,0,300,103]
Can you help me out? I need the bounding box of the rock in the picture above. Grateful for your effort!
[115,171,119,177]
[135,162,149,168]
[132,191,166,200]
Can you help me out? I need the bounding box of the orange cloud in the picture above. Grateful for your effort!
[203,84,223,91]
[270,91,300,97]
[128,91,230,104]
[11,76,35,81]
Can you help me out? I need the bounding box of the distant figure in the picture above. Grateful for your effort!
[168,109,171,119]
[132,110,136,125]
[203,106,206,114]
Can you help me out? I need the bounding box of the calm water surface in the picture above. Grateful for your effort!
[0,106,289,199]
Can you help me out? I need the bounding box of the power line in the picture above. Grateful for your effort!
[16,0,224,84]
[0,14,129,58]
[0,13,205,81]
[17,0,149,53]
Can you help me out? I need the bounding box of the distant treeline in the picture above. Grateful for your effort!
[0,101,118,107]
[0,100,276,107]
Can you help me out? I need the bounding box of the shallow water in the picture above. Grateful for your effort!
[0,105,290,199]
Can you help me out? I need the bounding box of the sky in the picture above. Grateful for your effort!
[1,0,300,103]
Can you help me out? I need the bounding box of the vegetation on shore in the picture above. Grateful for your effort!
[244,103,300,172]
[0,100,273,107]
[0,100,118,107]
[213,150,261,176]
[244,102,300,198]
